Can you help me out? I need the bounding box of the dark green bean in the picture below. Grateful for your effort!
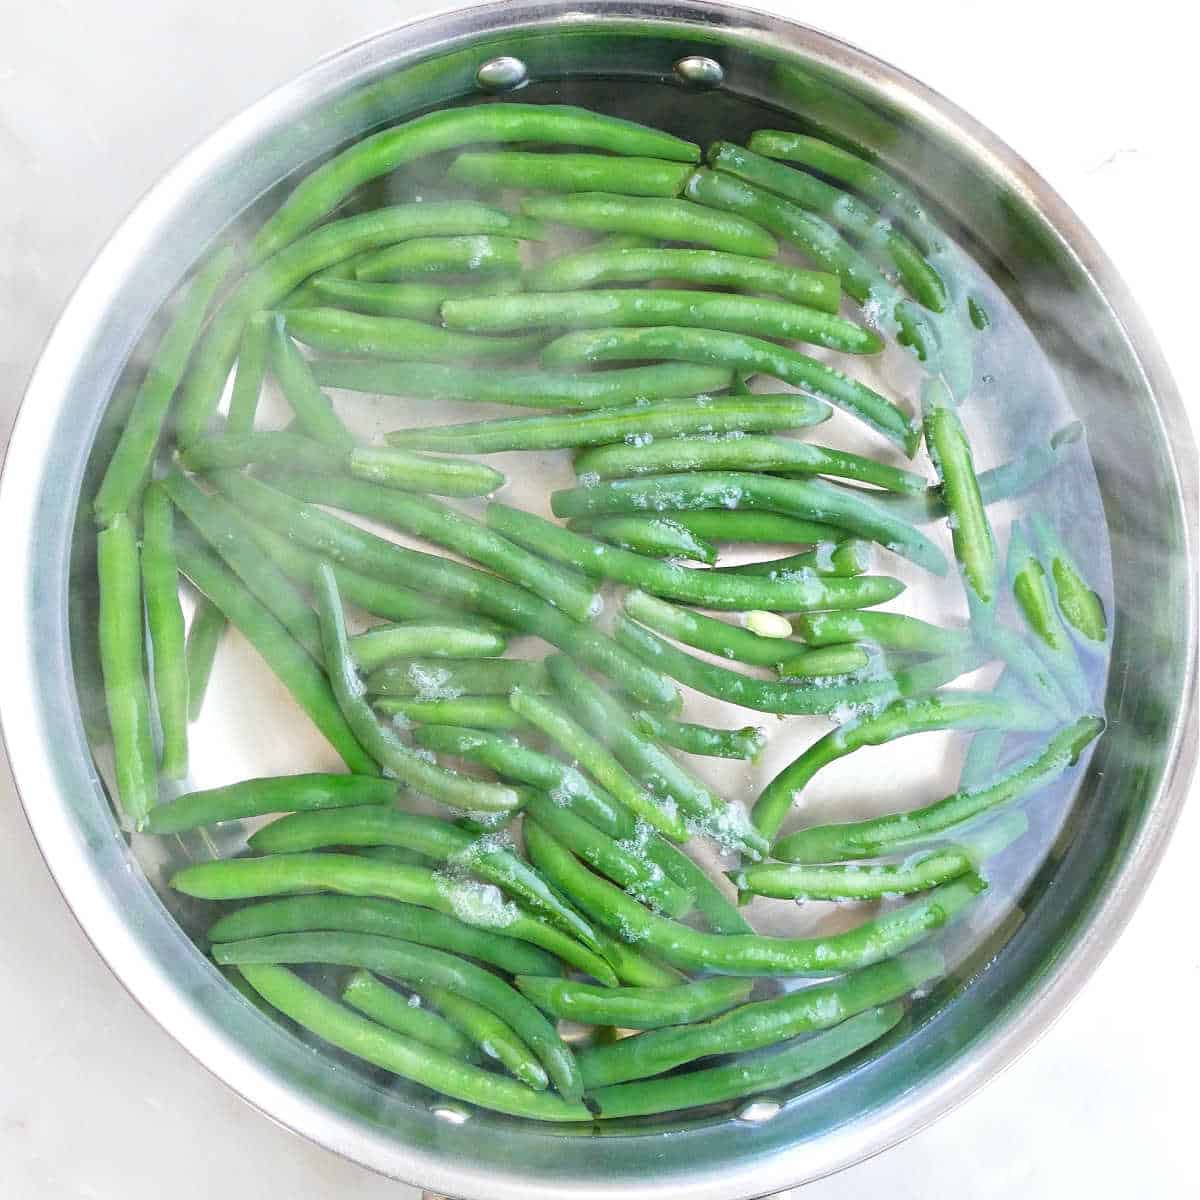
[526,245,840,312]
[313,358,735,410]
[449,151,693,197]
[143,772,394,835]
[185,595,226,721]
[309,275,520,320]
[655,509,845,546]
[93,247,235,527]
[347,446,506,498]
[486,503,904,612]
[253,103,702,260]
[350,622,507,672]
[517,975,753,1031]
[386,393,829,455]
[269,315,356,449]
[1028,513,1109,646]
[775,716,1105,862]
[341,970,479,1062]
[206,894,561,977]
[355,235,525,282]
[632,711,765,761]
[377,697,528,732]
[795,610,971,656]
[520,193,777,257]
[571,515,717,564]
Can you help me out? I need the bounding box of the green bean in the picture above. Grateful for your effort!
[347,446,505,498]
[354,235,525,282]
[269,315,356,449]
[349,622,507,672]
[747,130,944,254]
[523,793,695,919]
[632,711,765,761]
[517,975,752,1031]
[656,509,845,546]
[778,714,1104,863]
[449,151,693,197]
[753,690,1057,839]
[96,516,158,828]
[143,772,394,835]
[283,307,543,363]
[386,393,829,455]
[164,472,326,660]
[579,949,938,1089]
[574,434,926,495]
[509,688,688,842]
[544,655,769,862]
[795,610,971,656]
[776,644,873,680]
[969,610,1075,723]
[1027,513,1109,646]
[417,983,548,1089]
[179,204,540,446]
[542,326,917,455]
[1008,521,1091,708]
[486,504,904,612]
[363,658,545,699]
[377,697,528,732]
[185,595,226,720]
[313,562,524,812]
[525,819,983,976]
[92,247,235,527]
[616,616,988,718]
[217,474,678,709]
[206,895,561,977]
[571,515,717,564]
[716,542,869,578]
[226,311,271,435]
[623,590,798,668]
[341,971,479,1062]
[356,845,435,868]
[526,245,840,312]
[225,928,584,1103]
[266,474,600,623]
[312,358,735,410]
[179,431,335,475]
[248,805,598,946]
[309,276,521,320]
[923,381,996,606]
[442,289,880,355]
[253,103,702,260]
[520,193,777,257]
[707,142,947,311]
[552,473,945,576]
[140,484,189,778]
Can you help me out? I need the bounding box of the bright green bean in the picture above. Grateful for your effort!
[179,431,335,475]
[377,697,528,732]
[309,275,521,320]
[348,446,505,498]
[355,235,525,282]
[93,247,235,527]
[776,715,1105,862]
[632,711,765,761]
[795,610,971,656]
[226,311,271,435]
[449,151,693,197]
[350,622,507,672]
[185,595,226,721]
[1028,513,1109,646]
[269,315,355,449]
[517,975,753,1031]
[571,515,717,565]
[715,541,869,578]
[341,971,479,1062]
[526,245,840,312]
[776,644,873,680]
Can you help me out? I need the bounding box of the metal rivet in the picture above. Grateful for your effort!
[674,55,724,89]
[736,1099,781,1123]
[431,1103,471,1124]
[477,56,528,91]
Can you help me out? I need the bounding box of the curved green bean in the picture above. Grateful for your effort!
[449,151,693,197]
[377,697,528,732]
[572,515,717,564]
[385,393,829,455]
[355,234,525,282]
[347,446,505,497]
[185,595,226,721]
[309,275,521,320]
[795,610,971,656]
[1028,513,1109,646]
[341,970,479,1062]
[350,622,507,672]
[526,245,840,312]
[632,710,765,761]
[269,315,355,449]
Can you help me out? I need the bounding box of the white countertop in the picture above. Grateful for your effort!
[2,3,1195,1196]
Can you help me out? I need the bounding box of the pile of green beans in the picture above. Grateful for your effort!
[89,99,1110,1123]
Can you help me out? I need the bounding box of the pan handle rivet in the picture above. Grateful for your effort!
[674,55,724,89]
[477,56,528,91]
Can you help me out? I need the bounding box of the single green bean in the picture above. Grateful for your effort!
[552,472,945,575]
[443,289,880,355]
[520,193,777,257]
[266,474,599,623]
[574,434,926,494]
[542,325,918,455]
[364,658,547,699]
[969,608,1075,723]
[269,315,355,449]
[632,711,765,761]
[226,311,271,435]
[96,516,158,828]
[449,151,693,197]
[349,622,507,672]
[93,247,235,527]
[355,845,436,868]
[348,446,505,498]
[795,610,971,656]
[253,103,701,260]
[657,509,845,546]
[313,358,735,410]
[207,894,561,977]
[179,431,335,475]
[571,515,717,565]
[309,275,521,320]
[386,393,829,455]
[526,245,840,312]
[141,483,189,778]
[341,971,479,1061]
[185,595,226,721]
[777,715,1105,862]
[486,503,904,612]
[217,474,678,708]
[313,562,524,812]
[517,975,753,1031]
[355,235,524,282]
[143,772,394,835]
[776,644,873,680]
[716,542,869,578]
[377,697,528,732]
[524,820,984,976]
[1027,513,1109,646]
